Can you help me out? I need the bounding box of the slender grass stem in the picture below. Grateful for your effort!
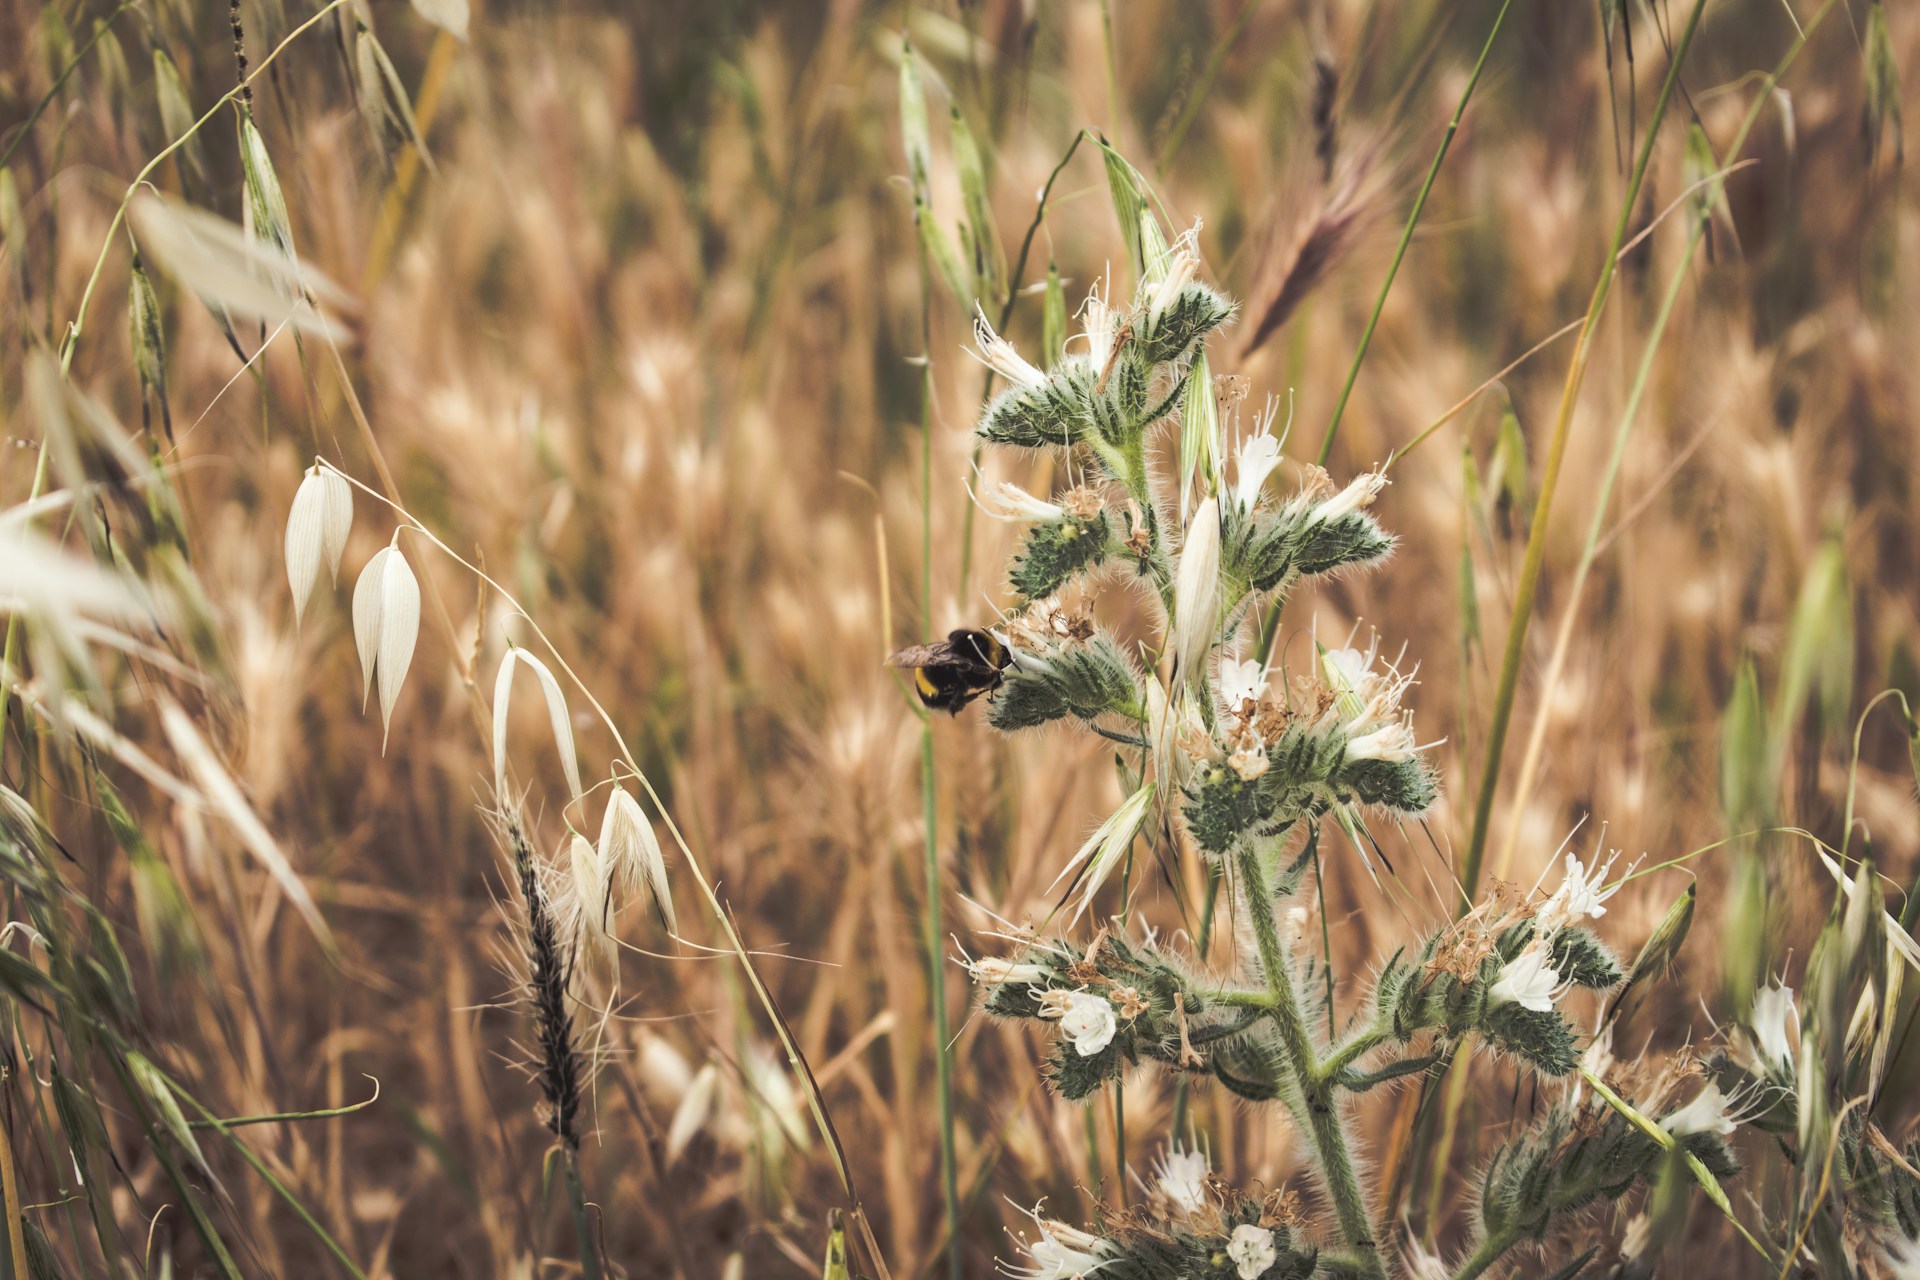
[1152,0,1266,178]
[562,1147,604,1280]
[1314,0,1513,468]
[915,197,964,1280]
[0,1105,26,1280]
[958,132,1089,598]
[1490,0,1841,884]
[1455,0,1709,910]
[0,0,353,771]
[0,1,137,172]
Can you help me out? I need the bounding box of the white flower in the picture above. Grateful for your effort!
[967,955,1048,987]
[1055,992,1118,1057]
[1344,722,1416,763]
[1002,1204,1111,1279]
[1219,658,1265,709]
[1488,942,1563,1013]
[1230,399,1286,512]
[1146,221,1203,324]
[1152,1144,1209,1214]
[1226,1223,1277,1280]
[1227,743,1269,782]
[1310,468,1387,524]
[1081,279,1118,374]
[1742,982,1799,1077]
[1320,641,1422,767]
[1049,782,1155,927]
[1661,1080,1740,1137]
[976,480,1066,524]
[284,460,351,625]
[1171,497,1222,681]
[1535,849,1625,938]
[972,307,1048,391]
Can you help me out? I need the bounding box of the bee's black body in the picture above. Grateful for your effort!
[888,628,1012,714]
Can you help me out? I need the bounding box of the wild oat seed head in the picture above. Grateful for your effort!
[351,541,421,750]
[284,461,351,625]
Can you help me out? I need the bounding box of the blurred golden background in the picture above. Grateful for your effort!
[1,0,1917,1275]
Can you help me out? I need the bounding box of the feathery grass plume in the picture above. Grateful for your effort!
[1239,151,1382,359]
[1310,53,1339,181]
[504,813,584,1149]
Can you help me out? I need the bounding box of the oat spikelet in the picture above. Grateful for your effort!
[1240,149,1385,359]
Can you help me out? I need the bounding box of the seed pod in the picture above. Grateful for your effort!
[597,784,676,934]
[950,104,1001,301]
[152,50,206,189]
[128,254,171,439]
[491,647,584,806]
[352,541,421,747]
[1171,497,1223,684]
[284,462,352,625]
[898,38,933,196]
[1178,351,1219,524]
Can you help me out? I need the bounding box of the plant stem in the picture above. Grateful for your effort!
[1455,0,1708,910]
[1169,862,1222,1140]
[0,1105,26,1280]
[1488,0,1841,886]
[915,208,964,1280]
[562,1147,604,1280]
[1239,848,1382,1277]
[1315,0,1513,467]
[1152,0,1266,178]
[1448,1230,1517,1280]
[1320,1024,1391,1081]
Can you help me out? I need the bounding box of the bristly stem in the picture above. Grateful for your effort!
[1169,862,1223,1140]
[1314,0,1513,468]
[1239,847,1383,1277]
[1455,0,1709,910]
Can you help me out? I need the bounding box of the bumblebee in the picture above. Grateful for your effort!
[888,628,1013,715]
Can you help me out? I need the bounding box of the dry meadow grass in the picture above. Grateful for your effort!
[2,1,1918,1276]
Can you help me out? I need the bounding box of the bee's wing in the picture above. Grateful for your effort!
[886,644,946,669]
